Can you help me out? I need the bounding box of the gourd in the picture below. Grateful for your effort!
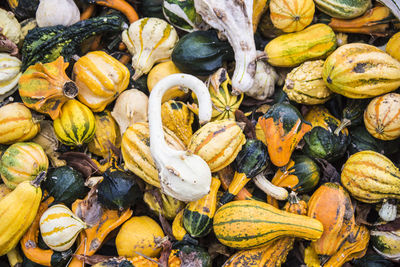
[6,0,39,19]
[283,60,333,104]
[111,89,149,135]
[36,0,80,27]
[213,200,323,249]
[0,172,45,256]
[257,103,312,167]
[122,18,178,80]
[0,103,40,145]
[307,183,355,256]
[147,60,186,103]
[163,0,204,32]
[303,106,350,161]
[194,0,257,94]
[21,14,127,70]
[39,204,86,252]
[53,99,96,147]
[97,164,142,210]
[18,56,78,120]
[43,166,88,206]
[0,142,48,189]
[270,0,315,33]
[264,24,337,67]
[161,100,194,145]
[171,30,234,76]
[379,0,400,21]
[0,8,21,44]
[244,60,279,101]
[341,150,400,204]
[370,230,400,261]
[183,177,220,237]
[335,98,369,135]
[0,53,22,99]
[386,32,400,62]
[364,93,400,141]
[88,111,121,158]
[314,0,371,19]
[92,257,157,267]
[149,74,213,201]
[348,126,384,155]
[172,209,190,241]
[143,186,185,220]
[253,0,269,32]
[188,120,246,172]
[121,122,185,188]
[323,43,400,98]
[116,216,165,258]
[73,51,130,112]
[169,243,212,267]
[353,254,395,267]
[141,0,164,19]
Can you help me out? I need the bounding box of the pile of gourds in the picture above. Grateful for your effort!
[1,0,400,266]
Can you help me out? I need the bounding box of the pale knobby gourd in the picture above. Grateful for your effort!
[122,18,179,80]
[0,8,21,44]
[36,0,80,27]
[244,59,279,100]
[148,73,212,202]
[0,53,22,100]
[194,0,257,94]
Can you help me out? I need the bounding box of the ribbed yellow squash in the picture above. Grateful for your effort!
[386,32,400,62]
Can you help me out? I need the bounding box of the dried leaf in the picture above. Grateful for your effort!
[241,97,274,107]
[74,255,116,265]
[59,151,100,178]
[355,202,373,226]
[157,237,172,267]
[375,217,400,232]
[0,33,18,56]
[74,187,103,226]
[208,242,230,260]
[315,158,341,184]
[235,110,256,139]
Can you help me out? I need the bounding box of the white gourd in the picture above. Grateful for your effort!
[0,8,21,44]
[36,0,80,27]
[122,18,179,80]
[245,60,279,101]
[0,53,22,100]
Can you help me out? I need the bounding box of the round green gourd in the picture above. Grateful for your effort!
[235,139,269,178]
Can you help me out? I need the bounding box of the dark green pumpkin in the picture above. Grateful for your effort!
[172,243,212,267]
[353,254,395,267]
[97,167,142,210]
[7,0,39,19]
[334,98,369,135]
[171,30,234,76]
[140,0,164,19]
[44,166,88,206]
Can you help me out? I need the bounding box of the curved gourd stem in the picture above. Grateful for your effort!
[253,174,288,201]
[334,118,351,136]
[148,74,212,158]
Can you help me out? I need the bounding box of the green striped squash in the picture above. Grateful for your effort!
[0,142,48,189]
[53,99,96,146]
[213,200,323,249]
[162,0,203,32]
[314,0,371,19]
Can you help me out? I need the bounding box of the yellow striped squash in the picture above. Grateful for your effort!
[122,18,179,80]
[364,93,400,140]
[213,200,323,249]
[386,32,400,62]
[0,53,21,98]
[270,0,315,33]
[53,99,96,146]
[341,150,400,203]
[73,51,130,112]
[0,142,48,189]
[188,120,246,172]
[39,204,86,252]
[323,43,400,98]
[121,122,185,188]
[0,103,40,145]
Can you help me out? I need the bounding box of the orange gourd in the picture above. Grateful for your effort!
[270,0,315,32]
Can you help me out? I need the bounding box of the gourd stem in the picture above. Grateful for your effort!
[148,74,212,155]
[253,174,288,200]
[31,171,47,188]
[334,118,351,136]
[63,82,79,99]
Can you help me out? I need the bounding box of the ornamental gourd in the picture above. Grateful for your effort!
[18,56,78,120]
[364,93,400,141]
[0,53,22,100]
[53,99,96,146]
[335,98,369,135]
[35,0,80,27]
[264,24,337,67]
[283,60,333,104]
[122,18,178,80]
[39,204,86,252]
[370,230,400,261]
[0,142,48,189]
[0,8,21,44]
[144,186,185,220]
[314,0,371,19]
[0,103,40,145]
[244,60,279,101]
[323,43,400,98]
[163,0,204,32]
[270,0,315,33]
[386,32,400,62]
[73,51,130,112]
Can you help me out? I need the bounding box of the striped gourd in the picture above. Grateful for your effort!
[0,53,21,98]
[314,0,371,19]
[364,93,400,141]
[341,150,400,203]
[122,17,178,80]
[53,99,96,146]
[213,200,323,249]
[121,122,185,188]
[270,0,315,33]
[323,43,400,99]
[264,23,337,67]
[0,103,40,145]
[39,204,86,252]
[0,142,48,189]
[188,120,246,172]
[163,0,203,32]
[283,60,333,104]
[73,51,130,112]
[183,177,220,237]
[386,32,400,62]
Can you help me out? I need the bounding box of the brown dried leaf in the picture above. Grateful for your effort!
[315,158,340,184]
[375,217,400,232]
[157,237,172,267]
[235,109,256,139]
[74,187,103,226]
[208,242,230,260]
[59,151,100,178]
[355,202,373,226]
[73,255,115,265]
[0,33,18,56]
